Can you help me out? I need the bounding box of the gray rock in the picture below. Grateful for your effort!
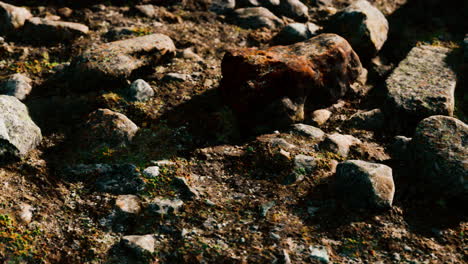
[294,154,316,173]
[23,17,88,42]
[66,164,145,194]
[411,115,467,197]
[309,245,330,263]
[80,109,139,150]
[210,0,236,14]
[320,133,361,158]
[70,34,176,90]
[0,1,32,34]
[230,7,284,29]
[311,109,331,126]
[0,95,42,160]
[277,0,309,22]
[273,22,320,45]
[335,160,395,209]
[389,135,411,160]
[260,201,275,217]
[104,27,135,41]
[173,176,200,200]
[0,73,32,100]
[121,234,156,254]
[346,108,384,130]
[135,4,157,17]
[142,166,160,178]
[162,73,190,82]
[16,203,33,224]
[115,195,142,214]
[180,48,204,61]
[128,79,154,102]
[290,123,325,140]
[328,0,388,59]
[385,45,457,128]
[146,197,184,216]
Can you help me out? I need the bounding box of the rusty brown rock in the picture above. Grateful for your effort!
[220,33,362,130]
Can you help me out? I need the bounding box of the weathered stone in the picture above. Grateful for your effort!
[311,109,331,126]
[335,160,395,209]
[66,164,145,194]
[389,135,411,160]
[162,73,190,82]
[0,1,32,34]
[16,203,33,224]
[70,34,176,90]
[346,108,384,130]
[146,197,184,216]
[0,95,42,160]
[294,154,316,173]
[23,17,88,42]
[135,4,157,17]
[210,0,236,14]
[385,45,457,128]
[273,22,320,45]
[128,79,154,102]
[0,73,32,100]
[230,7,284,29]
[276,0,309,22]
[220,33,362,130]
[327,0,388,59]
[121,235,156,255]
[142,166,160,178]
[411,116,467,197]
[290,123,325,140]
[319,133,361,158]
[309,245,330,263]
[173,176,200,200]
[115,195,142,214]
[80,109,139,150]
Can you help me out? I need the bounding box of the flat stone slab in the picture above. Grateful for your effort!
[385,45,457,127]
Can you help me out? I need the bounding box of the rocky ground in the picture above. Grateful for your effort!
[0,0,467,263]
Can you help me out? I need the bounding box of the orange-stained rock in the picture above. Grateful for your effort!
[220,33,363,131]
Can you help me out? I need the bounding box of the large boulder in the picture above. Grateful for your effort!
[69,34,176,90]
[229,7,284,29]
[22,17,89,42]
[335,160,395,209]
[0,95,42,160]
[327,0,388,60]
[0,73,32,100]
[411,116,467,197]
[385,45,457,129]
[220,33,362,130]
[0,1,32,35]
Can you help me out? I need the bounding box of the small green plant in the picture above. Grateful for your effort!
[132,27,153,36]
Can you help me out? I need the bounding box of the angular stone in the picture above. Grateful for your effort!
[220,33,362,130]
[115,195,142,214]
[0,73,32,100]
[385,45,457,128]
[121,234,156,254]
[273,22,320,45]
[311,109,331,126]
[0,95,42,160]
[319,133,361,158]
[335,160,395,209]
[411,115,467,197]
[128,79,154,102]
[0,1,32,34]
[135,4,157,17]
[80,109,139,150]
[70,34,176,90]
[290,123,325,140]
[309,245,330,263]
[146,197,184,216]
[142,166,160,178]
[230,7,284,29]
[23,17,88,42]
[328,0,388,59]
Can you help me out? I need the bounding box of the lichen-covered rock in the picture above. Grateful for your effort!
[272,22,320,45]
[319,133,361,158]
[80,109,139,150]
[0,73,32,100]
[23,17,88,42]
[128,79,154,102]
[385,45,457,129]
[335,160,395,209]
[0,1,32,34]
[220,33,362,130]
[0,95,42,160]
[229,7,284,29]
[327,0,388,59]
[411,115,467,197]
[70,34,176,90]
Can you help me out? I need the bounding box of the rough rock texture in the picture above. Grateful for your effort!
[346,108,384,130]
[80,109,139,150]
[128,79,154,102]
[220,33,362,130]
[23,17,89,42]
[385,45,457,128]
[147,197,184,216]
[115,195,142,214]
[70,34,176,90]
[230,7,284,29]
[0,1,32,34]
[290,123,325,140]
[121,235,156,254]
[273,22,320,45]
[210,0,236,14]
[327,0,388,59]
[0,73,32,100]
[335,160,395,209]
[311,109,331,126]
[319,133,361,158]
[277,0,309,22]
[0,95,42,160]
[411,116,467,197]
